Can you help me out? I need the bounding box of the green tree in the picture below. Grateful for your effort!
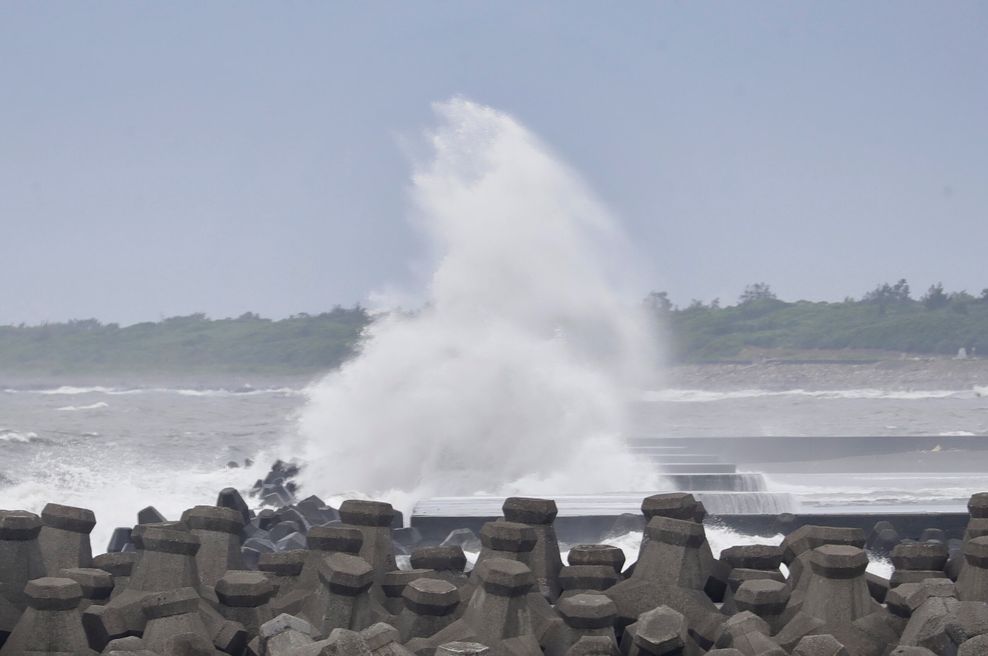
[739,283,776,304]
[686,299,706,312]
[922,283,949,310]
[644,291,673,314]
[863,279,911,313]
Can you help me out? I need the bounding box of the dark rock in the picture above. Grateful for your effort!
[274,506,310,533]
[920,528,947,544]
[241,546,263,571]
[217,487,252,525]
[441,529,481,553]
[276,532,307,552]
[243,536,277,554]
[106,527,133,554]
[604,513,645,539]
[296,495,341,526]
[866,572,890,604]
[393,526,423,548]
[256,509,277,531]
[270,521,302,543]
[136,507,166,525]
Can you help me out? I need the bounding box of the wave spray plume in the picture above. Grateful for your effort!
[293,98,662,512]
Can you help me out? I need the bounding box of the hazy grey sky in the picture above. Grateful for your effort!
[2,2,986,325]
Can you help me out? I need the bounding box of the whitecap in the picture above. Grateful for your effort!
[56,401,109,412]
[0,456,272,553]
[5,385,301,398]
[38,386,117,395]
[643,388,965,403]
[172,387,301,397]
[0,429,38,443]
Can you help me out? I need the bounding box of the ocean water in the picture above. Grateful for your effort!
[1,364,987,552]
[0,377,302,550]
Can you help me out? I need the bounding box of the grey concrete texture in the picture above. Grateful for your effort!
[6,491,988,656]
[181,505,246,588]
[542,594,618,656]
[502,498,564,602]
[558,565,621,600]
[566,546,626,574]
[411,547,467,574]
[340,501,399,594]
[397,578,460,643]
[0,576,95,656]
[39,503,96,576]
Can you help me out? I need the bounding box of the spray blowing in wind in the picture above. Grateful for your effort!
[293,98,662,511]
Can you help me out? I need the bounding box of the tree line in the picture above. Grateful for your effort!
[648,281,988,361]
[0,307,370,375]
[2,279,987,374]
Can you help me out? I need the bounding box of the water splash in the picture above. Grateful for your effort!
[292,98,662,513]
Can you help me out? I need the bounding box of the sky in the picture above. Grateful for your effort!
[1,2,986,325]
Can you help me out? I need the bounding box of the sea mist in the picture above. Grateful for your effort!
[293,98,662,512]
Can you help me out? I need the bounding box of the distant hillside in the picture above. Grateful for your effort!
[0,308,369,375]
[2,281,986,374]
[654,282,988,362]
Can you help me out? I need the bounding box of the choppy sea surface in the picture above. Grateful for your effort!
[1,360,987,552]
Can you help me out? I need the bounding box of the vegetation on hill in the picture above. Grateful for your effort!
[0,308,369,375]
[2,280,987,373]
[650,281,988,362]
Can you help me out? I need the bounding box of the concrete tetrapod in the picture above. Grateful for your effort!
[299,552,386,638]
[606,516,723,651]
[776,545,895,656]
[181,505,246,588]
[541,594,618,656]
[406,558,543,656]
[38,503,96,575]
[0,577,96,656]
[502,498,564,602]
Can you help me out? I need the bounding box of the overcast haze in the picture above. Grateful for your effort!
[1,2,986,325]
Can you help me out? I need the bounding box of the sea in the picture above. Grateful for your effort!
[2,358,987,565]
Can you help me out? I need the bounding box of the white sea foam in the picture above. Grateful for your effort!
[591,527,891,579]
[3,385,300,398]
[768,475,987,508]
[36,385,117,395]
[466,527,892,578]
[57,401,110,412]
[292,98,662,514]
[644,387,976,403]
[0,429,38,443]
[174,387,300,398]
[0,455,270,552]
